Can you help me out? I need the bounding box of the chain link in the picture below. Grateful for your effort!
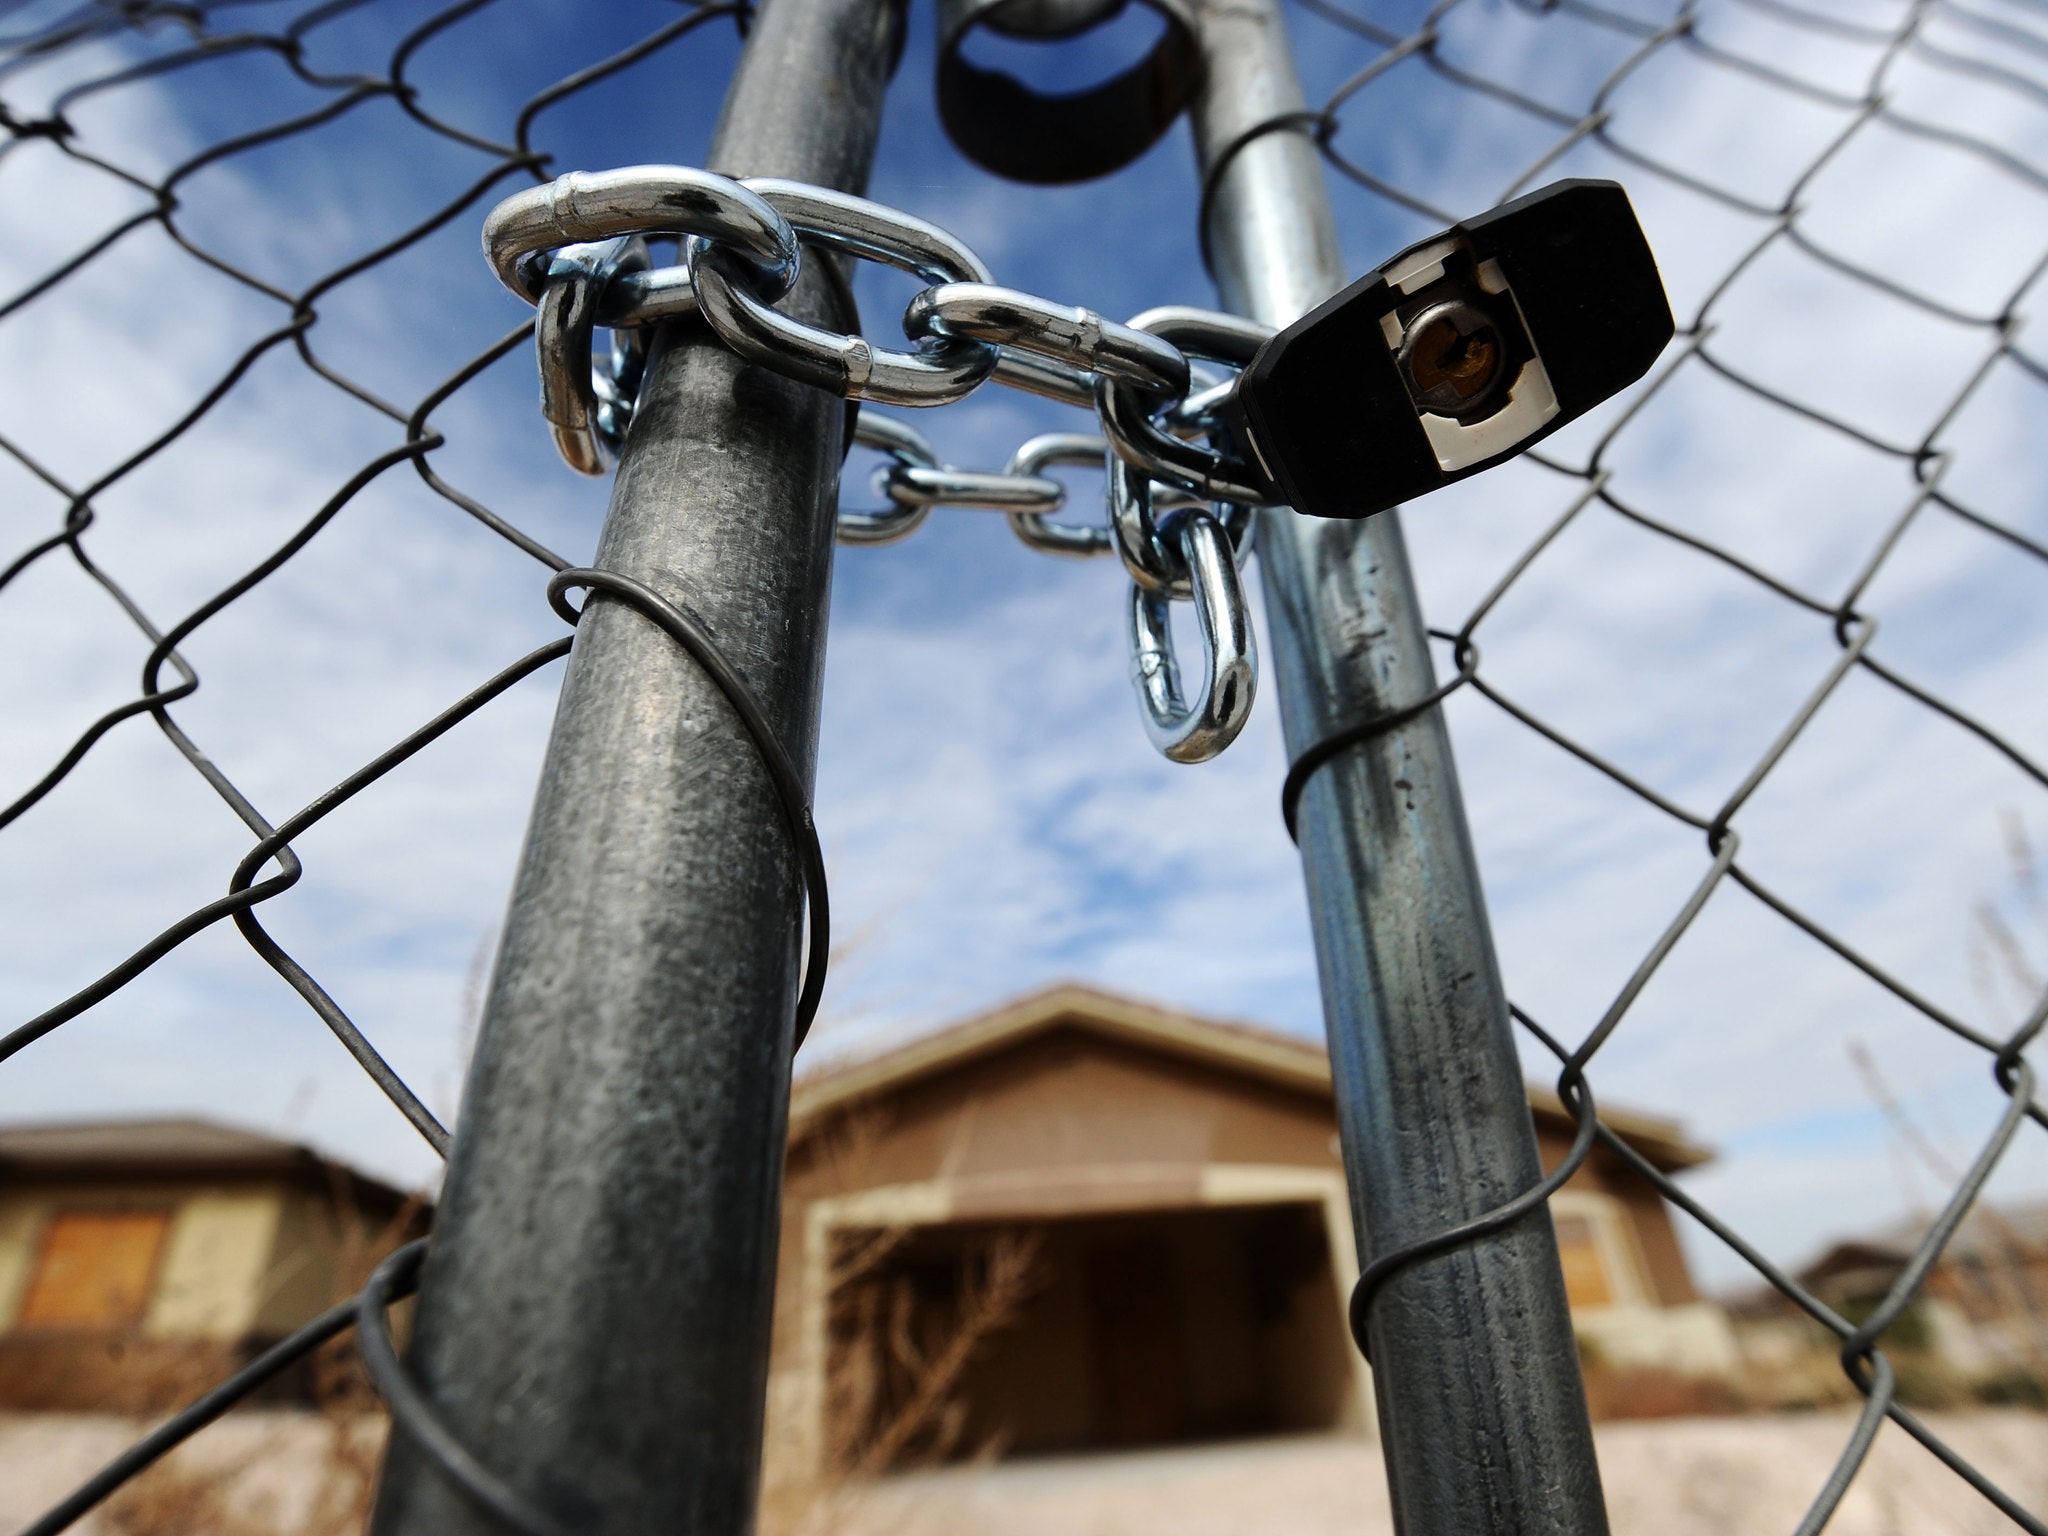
[834,414,940,546]
[1004,433,1117,558]
[1093,307,1278,508]
[484,164,1276,763]
[904,283,1194,398]
[483,165,799,307]
[1129,508,1259,764]
[839,414,1068,546]
[692,179,1001,405]
[533,237,649,475]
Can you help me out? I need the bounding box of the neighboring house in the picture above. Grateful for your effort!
[0,1118,424,1411]
[767,984,1737,1473]
[1746,1201,2048,1392]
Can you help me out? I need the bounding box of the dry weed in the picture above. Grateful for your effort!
[761,1211,1047,1536]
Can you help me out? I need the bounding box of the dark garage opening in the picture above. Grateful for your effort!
[828,1201,1356,1467]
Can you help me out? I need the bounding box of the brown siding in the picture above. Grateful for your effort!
[791,1027,1339,1188]
[1618,1178,1697,1306]
[1538,1124,1699,1307]
[777,1024,1705,1374]
[777,1027,1341,1358]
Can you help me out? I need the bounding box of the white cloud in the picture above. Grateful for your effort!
[1,0,2045,1307]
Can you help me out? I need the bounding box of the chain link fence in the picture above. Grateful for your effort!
[1,0,2045,1530]
[0,3,761,1528]
[1275,0,2048,1527]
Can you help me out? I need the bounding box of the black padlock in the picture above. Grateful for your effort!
[1229,179,1673,520]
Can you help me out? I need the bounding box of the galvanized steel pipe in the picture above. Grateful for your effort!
[1187,1,1612,1529]
[367,0,902,1530]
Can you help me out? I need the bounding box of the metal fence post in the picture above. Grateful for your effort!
[367,0,901,1531]
[1187,2,1611,1531]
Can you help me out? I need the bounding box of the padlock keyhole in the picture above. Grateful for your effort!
[1397,294,1518,420]
[1405,306,1504,410]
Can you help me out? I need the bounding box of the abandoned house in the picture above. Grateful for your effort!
[2,987,1733,1450]
[0,1117,423,1411]
[767,983,1738,1472]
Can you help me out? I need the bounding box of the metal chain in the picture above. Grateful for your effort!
[482,165,1276,763]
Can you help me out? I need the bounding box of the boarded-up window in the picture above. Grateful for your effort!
[1554,1213,1614,1310]
[16,1210,172,1331]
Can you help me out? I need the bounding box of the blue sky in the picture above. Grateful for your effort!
[0,0,2045,1294]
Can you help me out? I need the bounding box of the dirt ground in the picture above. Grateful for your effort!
[855,1411,2048,1536]
[0,1410,370,1534]
[6,1408,2045,1535]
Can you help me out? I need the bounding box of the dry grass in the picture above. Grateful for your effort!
[757,1107,1049,1536]
[832,1228,1046,1478]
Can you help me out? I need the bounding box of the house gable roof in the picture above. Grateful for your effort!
[791,983,1711,1172]
[0,1116,417,1209]
[1795,1198,2048,1281]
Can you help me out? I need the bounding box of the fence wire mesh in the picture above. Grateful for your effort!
[0,0,2045,1531]
[1267,0,2048,1527]
[0,3,765,1528]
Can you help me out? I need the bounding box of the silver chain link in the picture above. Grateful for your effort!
[482,164,1276,763]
